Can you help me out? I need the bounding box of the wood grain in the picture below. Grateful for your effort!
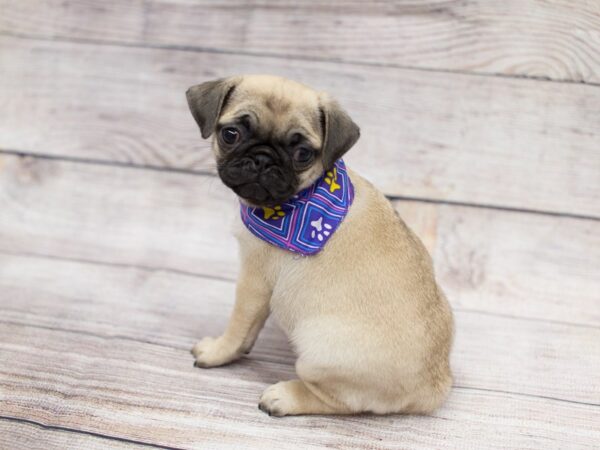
[1,0,600,84]
[2,2,600,447]
[1,317,599,449]
[0,420,142,450]
[1,154,597,328]
[2,37,600,216]
[394,201,600,327]
[1,251,599,405]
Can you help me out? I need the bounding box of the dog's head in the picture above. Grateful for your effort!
[186,75,360,206]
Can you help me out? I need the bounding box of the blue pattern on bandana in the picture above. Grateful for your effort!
[240,159,354,255]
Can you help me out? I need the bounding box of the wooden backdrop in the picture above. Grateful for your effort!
[0,1,599,449]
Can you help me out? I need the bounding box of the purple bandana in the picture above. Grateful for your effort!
[240,159,354,255]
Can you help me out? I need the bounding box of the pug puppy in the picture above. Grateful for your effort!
[186,75,453,416]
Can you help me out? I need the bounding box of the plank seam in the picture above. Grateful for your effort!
[386,195,600,222]
[0,248,237,284]
[453,386,600,408]
[0,319,188,351]
[0,415,186,450]
[2,248,599,331]
[1,30,599,88]
[2,319,599,410]
[0,148,216,179]
[2,149,598,222]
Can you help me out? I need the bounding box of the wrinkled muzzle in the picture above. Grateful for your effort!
[218,146,296,205]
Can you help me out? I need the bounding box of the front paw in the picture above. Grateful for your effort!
[191,336,241,368]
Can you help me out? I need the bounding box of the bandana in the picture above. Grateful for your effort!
[240,159,354,255]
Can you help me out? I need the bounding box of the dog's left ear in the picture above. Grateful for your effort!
[186,77,238,139]
[319,97,360,170]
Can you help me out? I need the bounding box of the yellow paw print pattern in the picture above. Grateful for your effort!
[263,205,285,220]
[324,167,341,193]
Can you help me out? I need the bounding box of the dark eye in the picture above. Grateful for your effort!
[293,147,313,164]
[221,127,240,145]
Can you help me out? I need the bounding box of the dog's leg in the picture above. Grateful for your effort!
[192,265,271,368]
[258,380,350,417]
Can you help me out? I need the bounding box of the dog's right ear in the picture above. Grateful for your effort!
[186,78,238,139]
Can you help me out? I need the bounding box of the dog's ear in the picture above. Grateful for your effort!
[319,98,360,170]
[186,78,238,139]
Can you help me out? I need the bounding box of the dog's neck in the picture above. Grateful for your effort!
[239,159,354,255]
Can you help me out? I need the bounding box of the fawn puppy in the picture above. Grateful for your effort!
[186,75,453,416]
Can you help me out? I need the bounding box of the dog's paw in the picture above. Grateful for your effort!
[258,381,297,417]
[191,336,240,368]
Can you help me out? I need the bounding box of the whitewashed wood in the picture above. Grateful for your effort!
[0,420,141,450]
[1,154,598,327]
[1,2,599,446]
[394,201,600,327]
[1,251,599,405]
[1,320,599,449]
[1,0,599,84]
[2,37,600,216]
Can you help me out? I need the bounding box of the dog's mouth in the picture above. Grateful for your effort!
[233,182,283,206]
[218,159,297,206]
[232,183,295,207]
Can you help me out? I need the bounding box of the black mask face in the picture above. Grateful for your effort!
[216,119,316,206]
[186,77,360,207]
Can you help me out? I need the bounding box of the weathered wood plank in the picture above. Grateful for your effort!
[0,420,141,450]
[1,0,599,84]
[1,251,599,405]
[1,321,599,449]
[393,201,600,327]
[2,37,600,216]
[1,154,598,327]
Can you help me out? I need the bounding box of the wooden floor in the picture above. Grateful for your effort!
[1,1,600,449]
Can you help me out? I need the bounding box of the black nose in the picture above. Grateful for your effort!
[254,153,274,171]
